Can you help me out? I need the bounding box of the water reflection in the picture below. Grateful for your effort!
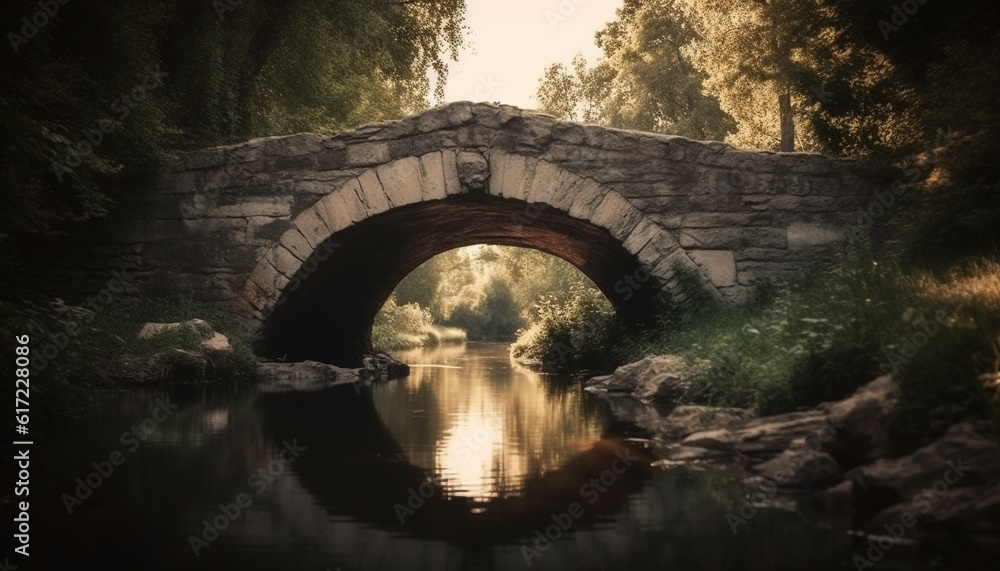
[25,343,943,570]
[376,342,608,502]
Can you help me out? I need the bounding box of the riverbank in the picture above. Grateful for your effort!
[370,295,468,351]
[585,359,1000,561]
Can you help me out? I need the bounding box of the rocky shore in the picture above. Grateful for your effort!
[585,355,1000,557]
[122,319,410,389]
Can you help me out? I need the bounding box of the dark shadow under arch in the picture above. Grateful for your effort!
[255,194,661,366]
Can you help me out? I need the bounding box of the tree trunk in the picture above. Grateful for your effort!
[779,92,795,152]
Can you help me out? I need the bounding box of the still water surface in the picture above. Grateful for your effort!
[30,342,933,570]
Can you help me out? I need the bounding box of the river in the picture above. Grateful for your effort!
[27,342,931,570]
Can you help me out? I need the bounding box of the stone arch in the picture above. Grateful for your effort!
[237,150,720,365]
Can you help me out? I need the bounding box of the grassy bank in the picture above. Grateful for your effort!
[2,294,260,384]
[371,296,467,351]
[513,244,1000,446]
[1,293,260,427]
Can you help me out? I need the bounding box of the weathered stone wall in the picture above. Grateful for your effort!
[104,102,889,321]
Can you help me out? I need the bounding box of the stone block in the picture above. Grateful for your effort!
[547,172,584,213]
[376,157,424,207]
[636,232,680,269]
[346,142,390,166]
[525,160,563,205]
[623,218,661,255]
[356,169,390,215]
[312,193,353,235]
[687,250,737,287]
[418,152,448,201]
[567,178,609,220]
[787,222,846,248]
[590,192,643,241]
[680,227,786,249]
[489,151,535,201]
[442,150,463,195]
[278,228,313,262]
[292,208,330,249]
[262,245,302,279]
[339,179,369,222]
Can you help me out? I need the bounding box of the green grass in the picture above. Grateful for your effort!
[646,247,998,444]
[515,241,999,448]
[640,244,912,414]
[3,293,260,386]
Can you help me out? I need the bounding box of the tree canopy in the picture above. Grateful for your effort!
[538,0,998,158]
[1,0,466,276]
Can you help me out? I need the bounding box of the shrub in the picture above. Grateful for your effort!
[371,295,467,351]
[510,284,625,373]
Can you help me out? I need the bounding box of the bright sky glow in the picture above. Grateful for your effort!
[439,0,622,109]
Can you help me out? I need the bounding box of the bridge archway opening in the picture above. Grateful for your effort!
[373,243,617,350]
[254,194,662,367]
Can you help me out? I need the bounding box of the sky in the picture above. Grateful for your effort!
[439,0,622,109]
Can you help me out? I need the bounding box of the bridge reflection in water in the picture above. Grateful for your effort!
[32,343,926,570]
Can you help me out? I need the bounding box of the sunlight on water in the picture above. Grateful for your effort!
[378,342,607,502]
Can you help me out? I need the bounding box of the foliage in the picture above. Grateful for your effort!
[510,284,625,373]
[371,295,465,351]
[537,0,734,140]
[384,246,602,343]
[890,260,1000,445]
[674,0,921,154]
[612,245,999,444]
[446,279,521,341]
[0,292,260,388]
[673,245,908,414]
[0,0,466,290]
[539,0,998,158]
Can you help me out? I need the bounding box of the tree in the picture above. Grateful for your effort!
[0,0,467,293]
[537,0,734,141]
[676,0,918,154]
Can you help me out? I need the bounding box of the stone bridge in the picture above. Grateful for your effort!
[107,102,889,365]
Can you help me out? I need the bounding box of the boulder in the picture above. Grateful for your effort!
[257,360,362,393]
[585,354,706,403]
[362,353,410,380]
[912,480,1000,552]
[131,319,234,382]
[820,419,1000,555]
[199,332,233,365]
[681,409,832,460]
[847,420,1000,519]
[676,376,899,467]
[819,374,898,468]
[138,318,216,340]
[657,405,751,441]
[750,438,843,488]
[258,353,410,393]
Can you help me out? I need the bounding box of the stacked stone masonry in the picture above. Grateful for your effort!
[103,102,890,322]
